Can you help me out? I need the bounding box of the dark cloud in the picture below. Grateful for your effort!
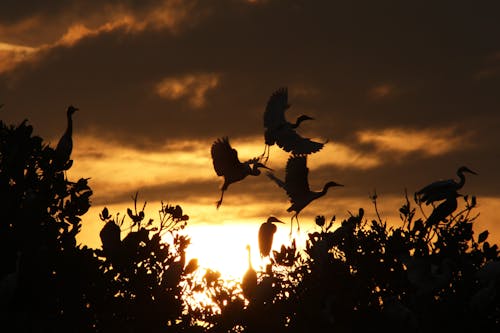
[1,0,500,197]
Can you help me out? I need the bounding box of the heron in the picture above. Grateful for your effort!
[211,136,271,209]
[267,155,343,232]
[258,216,284,257]
[415,166,477,205]
[262,87,324,163]
[425,192,460,227]
[54,105,78,171]
[242,244,257,300]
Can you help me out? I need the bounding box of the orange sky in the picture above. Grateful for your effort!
[1,0,500,279]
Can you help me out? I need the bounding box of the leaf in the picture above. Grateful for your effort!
[478,230,489,243]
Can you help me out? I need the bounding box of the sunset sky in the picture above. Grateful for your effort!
[1,0,500,278]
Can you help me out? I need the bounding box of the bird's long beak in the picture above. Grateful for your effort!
[257,163,273,171]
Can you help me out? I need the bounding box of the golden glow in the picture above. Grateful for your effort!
[357,127,470,156]
[0,42,36,73]
[0,0,197,73]
[155,73,220,108]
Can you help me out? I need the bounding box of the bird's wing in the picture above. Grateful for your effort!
[211,137,241,176]
[275,127,324,155]
[285,155,310,198]
[416,179,456,204]
[264,88,288,129]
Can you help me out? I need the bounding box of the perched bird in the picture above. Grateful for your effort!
[54,105,78,170]
[262,87,324,162]
[267,155,343,232]
[242,244,257,300]
[425,192,460,227]
[258,216,284,257]
[211,137,271,208]
[415,166,477,205]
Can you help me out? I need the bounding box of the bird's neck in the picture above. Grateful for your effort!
[66,112,73,136]
[247,248,252,269]
[292,118,303,129]
[456,170,466,188]
[320,184,331,197]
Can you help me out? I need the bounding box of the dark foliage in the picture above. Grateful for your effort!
[1,117,499,332]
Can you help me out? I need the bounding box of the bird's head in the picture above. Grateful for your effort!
[458,166,477,176]
[325,181,344,190]
[67,105,79,115]
[252,162,272,175]
[266,216,284,224]
[297,115,314,123]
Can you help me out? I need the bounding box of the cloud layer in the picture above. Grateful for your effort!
[1,0,499,245]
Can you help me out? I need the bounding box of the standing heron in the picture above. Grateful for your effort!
[415,166,477,205]
[262,87,324,162]
[258,216,284,257]
[211,137,271,208]
[54,105,78,171]
[267,155,343,232]
[242,244,257,300]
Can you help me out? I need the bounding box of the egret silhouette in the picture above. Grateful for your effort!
[426,192,460,227]
[211,136,270,208]
[267,155,343,232]
[416,166,477,205]
[258,216,284,257]
[262,87,324,162]
[242,244,257,300]
[54,105,78,170]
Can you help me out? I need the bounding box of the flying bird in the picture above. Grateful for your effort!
[415,166,477,205]
[267,155,343,232]
[211,136,271,208]
[242,244,257,300]
[54,105,78,170]
[262,87,324,162]
[258,216,284,257]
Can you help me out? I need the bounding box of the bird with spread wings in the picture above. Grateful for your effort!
[267,155,343,232]
[262,87,325,162]
[211,137,270,209]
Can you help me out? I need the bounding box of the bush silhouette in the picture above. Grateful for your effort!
[1,117,499,332]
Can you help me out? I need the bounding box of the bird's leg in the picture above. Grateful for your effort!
[216,190,225,209]
[296,215,301,232]
[260,145,270,164]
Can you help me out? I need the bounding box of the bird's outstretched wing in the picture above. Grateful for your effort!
[275,128,324,155]
[416,179,457,205]
[285,155,310,199]
[264,87,289,130]
[211,137,241,176]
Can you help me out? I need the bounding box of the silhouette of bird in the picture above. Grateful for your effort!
[258,216,284,257]
[211,136,271,208]
[54,105,78,170]
[425,192,460,227]
[415,166,477,205]
[262,87,324,162]
[267,155,343,232]
[242,244,257,300]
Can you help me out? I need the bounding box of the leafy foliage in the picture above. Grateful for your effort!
[1,117,499,332]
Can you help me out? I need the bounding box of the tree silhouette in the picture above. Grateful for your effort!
[1,115,499,332]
